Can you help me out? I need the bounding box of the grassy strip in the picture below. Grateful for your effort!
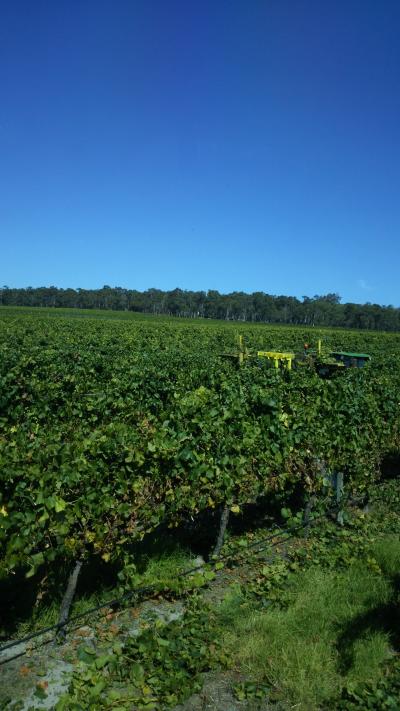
[216,485,400,710]
[220,538,400,709]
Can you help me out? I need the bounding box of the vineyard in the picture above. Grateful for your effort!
[1,307,399,578]
[1,307,400,708]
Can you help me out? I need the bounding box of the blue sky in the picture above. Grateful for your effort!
[1,0,399,305]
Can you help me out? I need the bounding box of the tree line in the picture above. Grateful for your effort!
[1,285,399,331]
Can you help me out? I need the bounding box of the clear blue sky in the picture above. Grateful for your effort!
[1,1,399,305]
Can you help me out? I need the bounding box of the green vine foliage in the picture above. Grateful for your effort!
[334,663,400,711]
[1,313,400,581]
[55,598,227,711]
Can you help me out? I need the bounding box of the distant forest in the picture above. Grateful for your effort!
[1,286,399,331]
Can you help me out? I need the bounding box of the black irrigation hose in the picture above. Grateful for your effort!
[0,504,341,665]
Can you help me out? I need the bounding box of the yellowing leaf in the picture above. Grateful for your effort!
[230,504,240,514]
[0,506,8,517]
[54,497,67,513]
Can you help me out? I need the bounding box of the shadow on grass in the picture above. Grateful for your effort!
[174,483,310,560]
[0,528,191,639]
[336,572,400,673]
[0,556,118,639]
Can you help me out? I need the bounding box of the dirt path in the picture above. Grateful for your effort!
[0,599,184,709]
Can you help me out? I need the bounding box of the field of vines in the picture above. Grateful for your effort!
[1,306,400,589]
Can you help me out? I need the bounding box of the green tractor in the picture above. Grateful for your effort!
[302,340,371,377]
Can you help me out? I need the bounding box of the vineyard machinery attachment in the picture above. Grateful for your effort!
[221,335,295,370]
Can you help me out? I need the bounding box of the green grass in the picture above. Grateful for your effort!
[219,537,400,710]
